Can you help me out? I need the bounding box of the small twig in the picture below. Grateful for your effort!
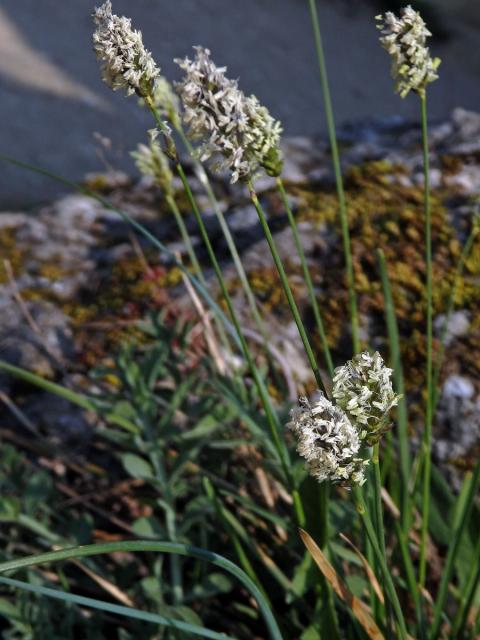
[2,258,69,375]
[3,259,42,334]
[0,391,41,437]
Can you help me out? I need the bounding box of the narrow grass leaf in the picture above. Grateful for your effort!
[0,576,235,640]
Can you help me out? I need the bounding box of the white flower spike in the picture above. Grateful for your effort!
[131,129,174,196]
[93,1,159,97]
[376,5,440,98]
[332,351,400,444]
[288,393,368,487]
[175,46,283,183]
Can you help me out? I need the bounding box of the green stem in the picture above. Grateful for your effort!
[277,177,334,377]
[352,487,408,639]
[166,193,232,356]
[176,127,271,348]
[0,542,284,640]
[307,0,359,353]
[248,181,327,395]
[176,163,305,527]
[377,249,410,532]
[419,93,433,589]
[394,521,422,633]
[372,443,393,634]
[166,193,204,284]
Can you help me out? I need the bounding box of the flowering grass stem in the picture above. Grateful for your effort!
[248,181,327,395]
[371,443,393,636]
[165,193,233,358]
[175,163,305,526]
[419,93,433,589]
[276,177,333,377]
[352,487,408,639]
[165,194,204,283]
[176,126,272,349]
[307,0,359,354]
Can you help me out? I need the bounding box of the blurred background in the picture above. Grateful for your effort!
[1,0,479,206]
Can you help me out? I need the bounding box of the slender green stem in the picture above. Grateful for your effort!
[352,487,408,639]
[419,93,433,588]
[248,182,327,395]
[429,460,480,639]
[307,0,359,353]
[276,177,333,606]
[394,521,422,632]
[166,193,204,284]
[377,249,410,531]
[176,163,305,526]
[277,177,334,377]
[166,193,232,356]
[371,443,393,634]
[0,542,283,640]
[176,127,271,347]
[146,101,305,519]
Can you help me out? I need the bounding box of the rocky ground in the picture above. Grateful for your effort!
[1,108,480,484]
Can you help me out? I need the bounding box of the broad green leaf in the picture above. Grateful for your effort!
[121,453,154,480]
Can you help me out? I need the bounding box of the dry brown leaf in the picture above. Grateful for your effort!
[299,529,385,640]
[339,532,385,605]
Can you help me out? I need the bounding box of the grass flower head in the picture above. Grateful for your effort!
[332,351,400,444]
[376,5,441,98]
[132,129,174,196]
[289,393,368,486]
[175,46,283,183]
[93,0,159,97]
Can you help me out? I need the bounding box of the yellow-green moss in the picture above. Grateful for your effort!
[0,228,25,283]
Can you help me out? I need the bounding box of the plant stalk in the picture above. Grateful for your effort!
[248,181,327,395]
[419,93,433,588]
[176,163,305,526]
[276,177,333,377]
[307,0,359,353]
[353,487,408,639]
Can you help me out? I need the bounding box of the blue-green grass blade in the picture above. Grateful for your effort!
[0,541,283,640]
[0,576,235,640]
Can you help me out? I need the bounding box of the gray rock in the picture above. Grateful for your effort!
[443,374,475,401]
[227,205,259,233]
[23,393,92,445]
[0,298,75,378]
[434,310,470,346]
[435,374,480,473]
